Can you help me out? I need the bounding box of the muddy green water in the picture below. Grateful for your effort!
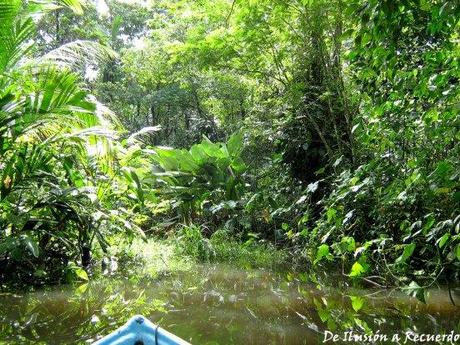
[0,264,459,344]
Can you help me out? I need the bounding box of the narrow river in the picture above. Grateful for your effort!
[0,264,459,344]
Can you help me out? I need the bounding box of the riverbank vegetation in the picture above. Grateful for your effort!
[0,0,459,304]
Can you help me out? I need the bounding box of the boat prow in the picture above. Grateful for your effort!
[93,315,191,345]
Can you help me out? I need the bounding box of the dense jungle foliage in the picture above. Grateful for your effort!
[0,0,459,302]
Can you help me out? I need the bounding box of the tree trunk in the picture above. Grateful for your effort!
[81,246,91,268]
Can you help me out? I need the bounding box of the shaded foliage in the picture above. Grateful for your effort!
[1,0,459,297]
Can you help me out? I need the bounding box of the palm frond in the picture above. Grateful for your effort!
[26,0,87,17]
[0,67,97,142]
[93,99,124,129]
[39,40,117,71]
[55,0,86,14]
[25,67,95,115]
[0,17,36,73]
[0,0,20,24]
[127,126,162,145]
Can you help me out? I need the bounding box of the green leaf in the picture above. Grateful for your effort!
[350,296,365,312]
[0,237,17,255]
[317,308,329,322]
[201,136,225,158]
[153,147,181,171]
[130,170,144,203]
[437,233,450,248]
[227,131,244,157]
[342,236,356,252]
[402,281,426,303]
[75,283,89,294]
[177,150,200,172]
[354,317,372,333]
[75,268,89,281]
[23,235,39,258]
[58,0,85,15]
[313,298,329,322]
[314,244,330,264]
[395,243,416,264]
[190,144,208,164]
[230,157,246,174]
[327,318,337,331]
[34,269,46,277]
[349,261,365,277]
[456,244,460,261]
[326,208,337,222]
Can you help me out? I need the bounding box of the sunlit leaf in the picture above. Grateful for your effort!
[437,233,450,249]
[349,261,365,277]
[76,283,89,294]
[350,296,365,312]
[314,244,330,264]
[75,268,89,281]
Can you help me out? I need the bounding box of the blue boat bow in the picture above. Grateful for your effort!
[93,315,191,345]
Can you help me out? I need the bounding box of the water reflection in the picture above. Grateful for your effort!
[0,264,458,344]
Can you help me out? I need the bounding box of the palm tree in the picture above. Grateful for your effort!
[0,0,123,283]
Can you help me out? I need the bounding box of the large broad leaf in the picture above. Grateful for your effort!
[395,243,416,264]
[201,136,225,158]
[153,147,180,171]
[190,144,208,164]
[437,233,450,249]
[227,131,244,157]
[177,150,200,172]
[230,157,246,174]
